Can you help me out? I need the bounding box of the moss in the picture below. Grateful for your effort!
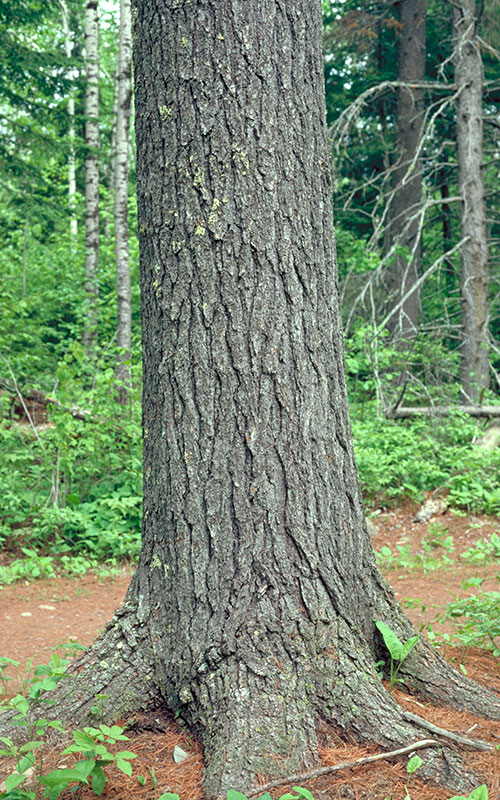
[150,553,161,571]
[158,105,172,120]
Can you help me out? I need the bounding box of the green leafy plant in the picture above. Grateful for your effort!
[387,785,488,800]
[225,788,314,800]
[42,723,137,797]
[376,542,454,573]
[448,786,488,800]
[406,754,423,775]
[441,584,500,655]
[461,533,500,564]
[374,620,419,691]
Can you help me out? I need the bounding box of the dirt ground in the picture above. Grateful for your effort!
[1,501,500,800]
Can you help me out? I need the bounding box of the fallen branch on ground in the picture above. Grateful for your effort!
[246,738,439,796]
[387,405,500,419]
[402,710,493,751]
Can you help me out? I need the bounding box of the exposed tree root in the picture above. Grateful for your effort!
[0,586,499,798]
[0,599,159,740]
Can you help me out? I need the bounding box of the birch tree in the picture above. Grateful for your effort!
[114,0,132,402]
[60,0,78,245]
[83,0,99,357]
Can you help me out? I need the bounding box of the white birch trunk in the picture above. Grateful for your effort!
[453,0,489,403]
[83,0,100,357]
[114,0,132,403]
[60,0,77,244]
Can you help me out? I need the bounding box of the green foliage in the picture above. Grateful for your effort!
[406,755,423,775]
[0,348,142,569]
[390,785,488,800]
[461,533,500,563]
[440,579,500,656]
[226,789,314,800]
[374,620,419,691]
[351,407,500,512]
[376,529,455,573]
[0,652,140,800]
[53,724,137,797]
[448,788,488,800]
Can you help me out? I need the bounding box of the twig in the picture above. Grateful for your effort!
[0,355,46,453]
[402,711,493,751]
[245,739,439,797]
[387,405,500,419]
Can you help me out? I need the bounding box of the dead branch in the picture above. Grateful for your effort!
[0,381,93,422]
[387,405,500,419]
[246,739,439,796]
[402,710,493,751]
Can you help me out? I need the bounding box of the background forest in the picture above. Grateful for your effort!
[0,0,499,578]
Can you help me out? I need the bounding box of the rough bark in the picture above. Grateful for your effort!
[453,0,490,403]
[114,0,132,403]
[386,0,426,341]
[60,0,78,245]
[83,0,99,357]
[3,2,500,798]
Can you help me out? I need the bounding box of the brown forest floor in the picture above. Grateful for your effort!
[1,501,500,800]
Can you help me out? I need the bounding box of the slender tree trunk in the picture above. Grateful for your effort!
[22,217,28,296]
[387,0,426,340]
[453,0,490,403]
[4,3,500,798]
[83,0,99,357]
[439,159,455,293]
[60,0,78,245]
[114,0,132,403]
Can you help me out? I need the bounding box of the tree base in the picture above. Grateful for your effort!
[1,591,500,798]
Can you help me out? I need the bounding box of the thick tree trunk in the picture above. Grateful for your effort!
[114,0,132,403]
[387,0,426,341]
[83,0,99,357]
[453,0,490,403]
[60,0,78,245]
[4,2,500,798]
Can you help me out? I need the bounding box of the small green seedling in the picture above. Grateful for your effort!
[374,620,419,691]
[387,783,488,800]
[54,723,137,796]
[226,787,314,800]
[448,785,488,800]
[406,755,422,776]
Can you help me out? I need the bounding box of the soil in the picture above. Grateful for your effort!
[1,500,500,800]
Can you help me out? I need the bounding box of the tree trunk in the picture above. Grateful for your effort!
[83,0,99,358]
[5,2,500,797]
[439,158,455,293]
[60,0,78,246]
[114,0,132,403]
[453,0,490,403]
[387,0,426,341]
